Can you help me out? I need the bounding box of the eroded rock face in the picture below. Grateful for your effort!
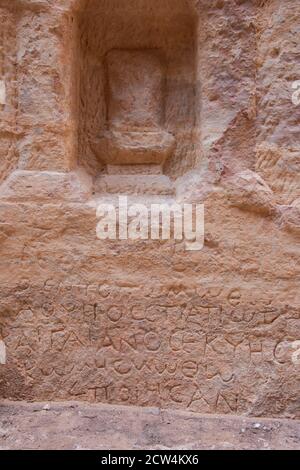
[0,0,299,419]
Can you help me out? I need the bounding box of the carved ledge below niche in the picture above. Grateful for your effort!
[91,130,176,166]
[95,174,174,196]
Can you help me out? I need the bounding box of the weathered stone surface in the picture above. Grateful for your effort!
[225,170,277,216]
[92,130,176,166]
[0,0,299,426]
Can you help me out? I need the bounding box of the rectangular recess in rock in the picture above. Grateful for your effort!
[78,0,198,179]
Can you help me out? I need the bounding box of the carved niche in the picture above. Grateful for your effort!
[78,0,199,191]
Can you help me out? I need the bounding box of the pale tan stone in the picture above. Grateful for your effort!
[0,0,299,427]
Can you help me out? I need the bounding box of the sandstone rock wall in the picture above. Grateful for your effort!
[0,0,299,419]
